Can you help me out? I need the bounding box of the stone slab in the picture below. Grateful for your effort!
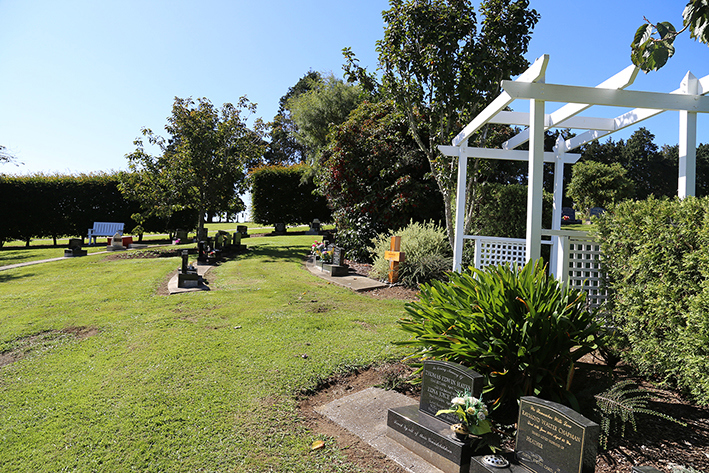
[315,387,445,473]
[168,262,213,294]
[420,360,484,423]
[304,257,387,292]
[388,405,472,473]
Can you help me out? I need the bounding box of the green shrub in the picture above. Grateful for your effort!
[397,260,599,413]
[596,196,709,406]
[368,221,452,287]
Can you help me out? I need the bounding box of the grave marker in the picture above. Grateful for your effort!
[384,236,405,283]
[387,360,484,473]
[470,396,599,473]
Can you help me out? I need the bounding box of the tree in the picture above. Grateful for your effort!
[0,145,21,167]
[566,161,635,213]
[580,128,675,200]
[285,73,363,165]
[631,0,709,72]
[263,71,322,166]
[376,0,539,248]
[120,96,265,237]
[319,100,444,260]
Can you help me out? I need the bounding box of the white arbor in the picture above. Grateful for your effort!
[441,54,709,300]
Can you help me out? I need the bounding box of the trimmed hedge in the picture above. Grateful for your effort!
[0,173,196,246]
[596,196,709,405]
[250,164,331,226]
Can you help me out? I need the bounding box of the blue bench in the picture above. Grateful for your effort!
[87,222,124,245]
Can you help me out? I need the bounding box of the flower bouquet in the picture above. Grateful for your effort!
[311,241,333,263]
[436,392,492,439]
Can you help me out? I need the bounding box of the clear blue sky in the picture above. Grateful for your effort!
[1,0,707,176]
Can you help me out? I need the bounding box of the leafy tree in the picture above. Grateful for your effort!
[631,0,709,72]
[660,142,709,197]
[319,100,443,260]
[121,96,265,237]
[566,161,635,213]
[376,0,539,248]
[580,128,675,200]
[285,73,363,165]
[263,71,322,166]
[0,145,21,167]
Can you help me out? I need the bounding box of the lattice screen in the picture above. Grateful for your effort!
[475,238,527,268]
[567,239,607,309]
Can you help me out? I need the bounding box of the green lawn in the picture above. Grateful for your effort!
[0,234,407,472]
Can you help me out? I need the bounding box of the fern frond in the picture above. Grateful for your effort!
[594,380,686,449]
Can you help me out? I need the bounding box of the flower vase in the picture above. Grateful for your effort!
[451,423,469,441]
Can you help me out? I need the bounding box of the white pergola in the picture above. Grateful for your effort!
[441,54,709,278]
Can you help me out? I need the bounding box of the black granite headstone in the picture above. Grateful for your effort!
[515,397,599,473]
[419,360,484,424]
[387,361,485,473]
[332,247,343,267]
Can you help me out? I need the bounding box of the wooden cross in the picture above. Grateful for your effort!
[384,236,405,283]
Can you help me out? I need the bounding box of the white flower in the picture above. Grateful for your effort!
[477,411,486,421]
[452,397,466,406]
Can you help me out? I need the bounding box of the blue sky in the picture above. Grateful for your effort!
[1,0,707,176]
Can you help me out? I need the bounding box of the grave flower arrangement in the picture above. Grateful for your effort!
[437,392,492,437]
[311,241,333,263]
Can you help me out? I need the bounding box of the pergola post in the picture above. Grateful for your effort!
[452,144,467,272]
[526,98,545,263]
[550,135,566,279]
[679,71,698,198]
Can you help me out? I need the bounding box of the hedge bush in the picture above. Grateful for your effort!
[596,196,709,405]
[368,221,452,287]
[250,164,331,226]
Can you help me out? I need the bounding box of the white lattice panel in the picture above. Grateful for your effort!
[568,239,607,309]
[475,238,527,269]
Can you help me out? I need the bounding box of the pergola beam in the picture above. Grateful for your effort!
[503,65,638,150]
[437,145,580,164]
[564,72,709,151]
[502,81,709,113]
[490,111,617,131]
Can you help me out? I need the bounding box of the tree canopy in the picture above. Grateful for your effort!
[285,73,363,165]
[376,0,539,247]
[631,0,709,72]
[120,96,265,235]
[263,71,322,166]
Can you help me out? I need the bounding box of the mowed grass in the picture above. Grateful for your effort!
[0,234,408,472]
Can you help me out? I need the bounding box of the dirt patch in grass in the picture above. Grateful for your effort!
[0,326,99,369]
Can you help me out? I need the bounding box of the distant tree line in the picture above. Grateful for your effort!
[0,173,195,247]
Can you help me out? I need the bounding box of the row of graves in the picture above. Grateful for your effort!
[386,360,661,473]
[178,227,249,289]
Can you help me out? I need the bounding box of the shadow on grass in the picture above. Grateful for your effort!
[0,271,36,283]
[243,244,309,264]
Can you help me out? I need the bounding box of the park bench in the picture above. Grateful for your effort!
[87,222,124,245]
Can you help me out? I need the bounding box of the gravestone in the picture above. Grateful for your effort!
[323,246,349,276]
[387,360,484,473]
[106,231,126,251]
[274,222,286,234]
[561,207,581,225]
[197,228,208,241]
[588,207,605,221]
[307,219,321,235]
[177,250,200,288]
[237,225,249,238]
[64,238,87,257]
[175,229,189,242]
[469,396,599,473]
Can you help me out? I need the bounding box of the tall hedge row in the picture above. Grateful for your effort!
[0,173,194,245]
[596,196,709,405]
[250,164,331,225]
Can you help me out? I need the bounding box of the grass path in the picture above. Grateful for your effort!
[0,234,407,472]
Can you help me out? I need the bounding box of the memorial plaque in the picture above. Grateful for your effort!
[332,247,343,266]
[516,397,599,473]
[419,360,483,424]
